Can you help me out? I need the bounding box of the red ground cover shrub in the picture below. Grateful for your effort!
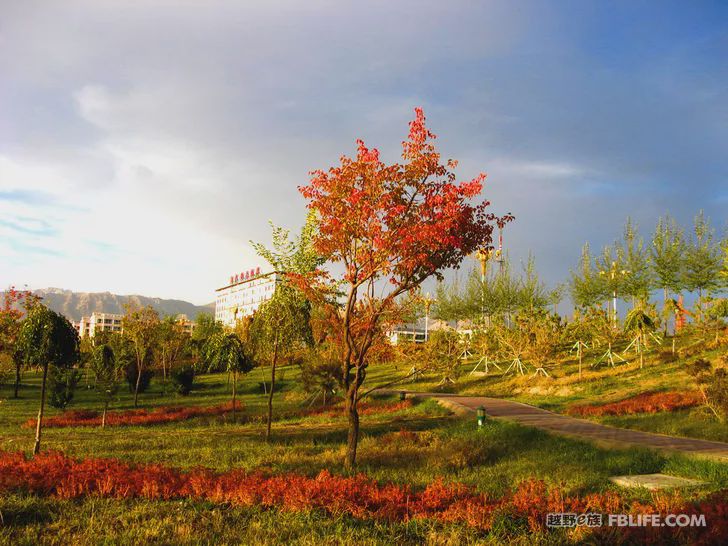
[1,450,726,542]
[23,402,243,429]
[567,391,702,417]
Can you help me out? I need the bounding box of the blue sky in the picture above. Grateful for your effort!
[1,0,726,304]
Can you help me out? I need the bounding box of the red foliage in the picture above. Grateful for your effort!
[0,285,36,352]
[1,451,726,541]
[299,108,499,288]
[22,402,243,429]
[567,391,702,417]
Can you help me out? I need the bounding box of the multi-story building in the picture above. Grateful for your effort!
[75,312,123,338]
[175,314,196,334]
[76,312,196,338]
[215,266,277,327]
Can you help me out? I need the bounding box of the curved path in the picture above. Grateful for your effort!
[399,391,728,462]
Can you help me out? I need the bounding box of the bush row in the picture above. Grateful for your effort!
[22,402,243,429]
[0,450,725,542]
[567,391,702,417]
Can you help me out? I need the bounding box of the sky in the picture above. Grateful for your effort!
[1,0,726,305]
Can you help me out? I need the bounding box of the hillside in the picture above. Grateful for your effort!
[3,288,214,322]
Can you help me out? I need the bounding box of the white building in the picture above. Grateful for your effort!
[215,267,278,327]
[76,312,196,338]
[76,312,123,338]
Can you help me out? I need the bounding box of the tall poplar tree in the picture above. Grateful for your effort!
[619,218,653,306]
[250,214,321,441]
[651,214,686,301]
[683,211,722,303]
[569,243,607,309]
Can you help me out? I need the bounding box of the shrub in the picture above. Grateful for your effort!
[1,450,726,543]
[301,357,342,404]
[687,358,728,421]
[0,355,12,386]
[567,391,702,417]
[48,366,82,409]
[170,365,195,396]
[125,362,153,394]
[23,402,243,429]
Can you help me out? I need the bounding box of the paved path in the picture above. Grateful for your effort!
[400,391,728,462]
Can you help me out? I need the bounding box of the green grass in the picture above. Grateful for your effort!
[380,332,728,444]
[1,347,727,544]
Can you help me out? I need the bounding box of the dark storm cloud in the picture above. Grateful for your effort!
[0,0,725,302]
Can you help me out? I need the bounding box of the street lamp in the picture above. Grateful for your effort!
[475,248,493,322]
[421,292,435,341]
[599,261,629,327]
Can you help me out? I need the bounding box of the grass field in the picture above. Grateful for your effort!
[2,352,728,544]
[395,331,728,444]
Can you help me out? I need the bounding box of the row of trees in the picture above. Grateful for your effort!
[571,213,726,311]
[433,211,727,334]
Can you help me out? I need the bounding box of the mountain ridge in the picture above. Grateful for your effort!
[2,288,214,322]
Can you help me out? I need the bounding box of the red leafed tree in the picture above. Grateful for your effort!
[298,108,510,467]
[0,286,37,398]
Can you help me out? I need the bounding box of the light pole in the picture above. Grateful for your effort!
[475,248,493,323]
[422,292,435,341]
[599,261,629,327]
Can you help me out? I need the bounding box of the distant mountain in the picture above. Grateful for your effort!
[3,288,215,322]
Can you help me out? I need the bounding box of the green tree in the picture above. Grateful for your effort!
[515,254,550,312]
[569,243,608,309]
[190,312,224,368]
[564,309,597,378]
[157,315,190,393]
[423,329,464,384]
[204,332,254,421]
[48,366,81,409]
[15,305,79,454]
[596,245,630,326]
[251,213,321,440]
[491,258,521,323]
[683,210,722,302]
[90,344,125,427]
[522,309,562,377]
[651,214,686,302]
[618,219,653,306]
[250,289,313,440]
[122,305,160,407]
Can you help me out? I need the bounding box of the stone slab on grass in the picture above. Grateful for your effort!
[609,473,706,491]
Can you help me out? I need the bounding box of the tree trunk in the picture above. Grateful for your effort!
[102,399,109,428]
[231,370,237,422]
[13,360,21,398]
[345,386,360,469]
[133,360,142,408]
[663,287,669,336]
[578,347,582,379]
[266,331,280,442]
[638,335,643,369]
[33,364,49,455]
[162,358,167,395]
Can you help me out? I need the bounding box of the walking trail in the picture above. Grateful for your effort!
[400,391,728,462]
